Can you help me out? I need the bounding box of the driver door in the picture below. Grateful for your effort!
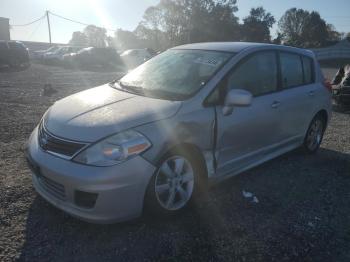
[214,51,283,177]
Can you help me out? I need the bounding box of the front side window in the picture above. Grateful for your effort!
[117,49,233,100]
[280,52,303,88]
[46,46,58,52]
[226,51,278,96]
[53,48,63,54]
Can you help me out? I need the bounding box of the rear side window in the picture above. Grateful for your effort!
[226,51,278,96]
[280,52,303,88]
[301,56,314,84]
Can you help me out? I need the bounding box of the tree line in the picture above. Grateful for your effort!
[69,0,348,51]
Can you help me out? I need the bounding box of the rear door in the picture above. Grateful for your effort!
[214,51,284,176]
[275,52,317,142]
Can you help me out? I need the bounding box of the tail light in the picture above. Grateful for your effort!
[323,79,332,93]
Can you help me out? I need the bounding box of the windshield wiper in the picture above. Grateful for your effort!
[110,81,186,101]
[110,80,145,96]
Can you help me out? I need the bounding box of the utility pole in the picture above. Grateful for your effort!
[46,10,52,45]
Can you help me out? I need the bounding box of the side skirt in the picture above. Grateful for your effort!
[209,136,303,185]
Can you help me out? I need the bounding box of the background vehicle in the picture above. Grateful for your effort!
[120,48,154,69]
[26,42,331,223]
[64,47,126,70]
[331,66,350,108]
[43,46,82,65]
[0,40,30,69]
[31,46,60,61]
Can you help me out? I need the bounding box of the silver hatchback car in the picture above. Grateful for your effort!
[26,42,332,223]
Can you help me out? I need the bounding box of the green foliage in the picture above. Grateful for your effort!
[68,3,344,51]
[241,7,275,43]
[326,24,343,42]
[137,0,240,50]
[83,25,107,47]
[134,24,170,50]
[278,8,338,48]
[114,29,143,50]
[69,25,108,48]
[69,31,88,46]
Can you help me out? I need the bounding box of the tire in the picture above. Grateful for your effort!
[9,57,21,69]
[303,114,326,154]
[144,148,206,216]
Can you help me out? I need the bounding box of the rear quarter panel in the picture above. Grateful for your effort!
[313,61,332,126]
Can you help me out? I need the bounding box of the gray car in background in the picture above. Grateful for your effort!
[26,42,332,223]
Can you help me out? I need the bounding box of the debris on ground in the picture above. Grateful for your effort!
[242,190,259,204]
[0,64,349,261]
[242,190,253,198]
[41,84,57,97]
[252,196,259,203]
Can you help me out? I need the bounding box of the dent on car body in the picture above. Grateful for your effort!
[138,107,217,178]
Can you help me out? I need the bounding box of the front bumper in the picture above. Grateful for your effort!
[26,127,156,224]
[333,88,350,106]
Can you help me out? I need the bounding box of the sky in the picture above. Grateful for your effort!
[1,0,350,44]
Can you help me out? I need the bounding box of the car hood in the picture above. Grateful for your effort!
[44,84,182,142]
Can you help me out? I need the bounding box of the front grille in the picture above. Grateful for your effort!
[37,174,66,200]
[38,123,86,158]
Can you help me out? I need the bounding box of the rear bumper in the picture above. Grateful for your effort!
[26,127,156,224]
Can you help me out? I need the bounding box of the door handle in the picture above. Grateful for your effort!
[308,90,315,96]
[271,101,281,108]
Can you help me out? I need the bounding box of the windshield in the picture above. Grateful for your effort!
[116,49,233,100]
[47,46,58,52]
[53,47,64,54]
[55,47,71,55]
[79,47,93,54]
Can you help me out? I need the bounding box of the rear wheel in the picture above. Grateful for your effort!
[303,115,326,153]
[144,149,205,216]
[9,57,21,69]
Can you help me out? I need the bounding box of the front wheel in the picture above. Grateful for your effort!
[303,115,326,153]
[144,150,205,216]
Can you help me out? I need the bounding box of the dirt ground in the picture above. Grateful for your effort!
[0,64,349,262]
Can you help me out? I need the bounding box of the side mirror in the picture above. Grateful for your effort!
[223,89,252,116]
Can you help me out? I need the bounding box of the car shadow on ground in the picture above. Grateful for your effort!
[18,148,350,261]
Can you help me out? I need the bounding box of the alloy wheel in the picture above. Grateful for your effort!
[10,57,21,68]
[306,119,324,151]
[154,156,194,211]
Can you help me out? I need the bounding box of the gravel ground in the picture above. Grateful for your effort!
[0,64,349,262]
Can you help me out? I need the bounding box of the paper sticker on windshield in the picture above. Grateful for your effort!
[194,57,221,67]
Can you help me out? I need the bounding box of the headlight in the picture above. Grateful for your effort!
[73,130,151,166]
